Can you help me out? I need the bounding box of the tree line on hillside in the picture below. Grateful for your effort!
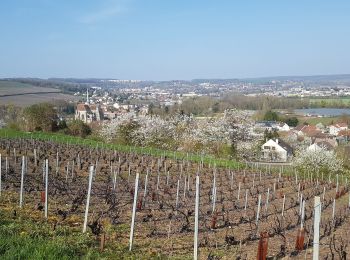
[0,103,91,138]
[149,94,310,117]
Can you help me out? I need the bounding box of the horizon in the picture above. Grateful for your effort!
[1,1,350,80]
[3,73,350,82]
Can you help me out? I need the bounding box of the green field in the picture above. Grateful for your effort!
[297,116,340,125]
[309,97,350,107]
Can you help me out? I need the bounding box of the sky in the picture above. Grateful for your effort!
[0,0,350,80]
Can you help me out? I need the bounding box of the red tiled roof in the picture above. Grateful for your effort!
[338,130,350,137]
[331,123,348,128]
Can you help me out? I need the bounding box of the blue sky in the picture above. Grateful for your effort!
[0,0,350,80]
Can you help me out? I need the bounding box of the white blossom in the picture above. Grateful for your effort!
[99,109,255,158]
[293,148,343,177]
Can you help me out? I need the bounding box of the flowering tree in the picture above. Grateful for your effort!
[223,109,254,158]
[99,109,256,158]
[293,148,343,177]
[99,112,138,143]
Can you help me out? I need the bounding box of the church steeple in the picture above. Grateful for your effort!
[86,88,89,104]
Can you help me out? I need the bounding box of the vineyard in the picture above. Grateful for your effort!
[0,137,350,259]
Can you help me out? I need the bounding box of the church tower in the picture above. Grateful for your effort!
[86,88,89,104]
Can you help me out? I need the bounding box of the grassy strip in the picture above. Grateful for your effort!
[0,204,167,259]
[0,128,242,169]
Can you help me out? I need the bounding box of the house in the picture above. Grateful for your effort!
[276,122,290,131]
[75,103,104,123]
[283,131,298,143]
[255,121,279,131]
[337,130,350,144]
[261,138,294,162]
[293,124,322,138]
[307,141,335,152]
[315,122,325,131]
[329,123,348,136]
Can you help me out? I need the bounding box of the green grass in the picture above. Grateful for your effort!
[0,206,167,259]
[309,97,350,103]
[297,116,339,125]
[0,128,242,169]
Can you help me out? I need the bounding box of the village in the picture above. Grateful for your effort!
[257,120,349,162]
[72,89,350,164]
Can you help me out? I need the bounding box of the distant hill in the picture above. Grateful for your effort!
[241,74,350,84]
[2,74,350,87]
[0,80,79,107]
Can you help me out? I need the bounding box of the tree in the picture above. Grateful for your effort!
[148,103,155,115]
[264,129,279,140]
[294,148,343,177]
[284,117,299,127]
[57,120,68,130]
[263,110,279,121]
[23,103,58,132]
[66,120,91,138]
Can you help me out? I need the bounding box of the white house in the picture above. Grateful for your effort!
[276,123,290,131]
[261,138,294,162]
[307,141,334,152]
[329,123,348,136]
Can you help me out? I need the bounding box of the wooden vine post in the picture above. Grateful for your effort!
[313,196,321,260]
[19,156,25,208]
[44,159,48,219]
[194,175,200,260]
[83,166,94,233]
[129,172,140,251]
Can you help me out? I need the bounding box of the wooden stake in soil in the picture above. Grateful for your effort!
[19,156,25,208]
[237,182,241,202]
[332,198,336,227]
[313,196,321,260]
[44,159,48,219]
[129,172,140,251]
[56,151,59,174]
[175,179,180,209]
[83,166,94,233]
[34,149,37,166]
[322,186,326,203]
[281,195,286,217]
[5,157,8,176]
[265,188,270,214]
[194,175,200,260]
[336,174,339,193]
[300,199,305,229]
[244,189,248,211]
[256,194,261,226]
[143,171,149,206]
